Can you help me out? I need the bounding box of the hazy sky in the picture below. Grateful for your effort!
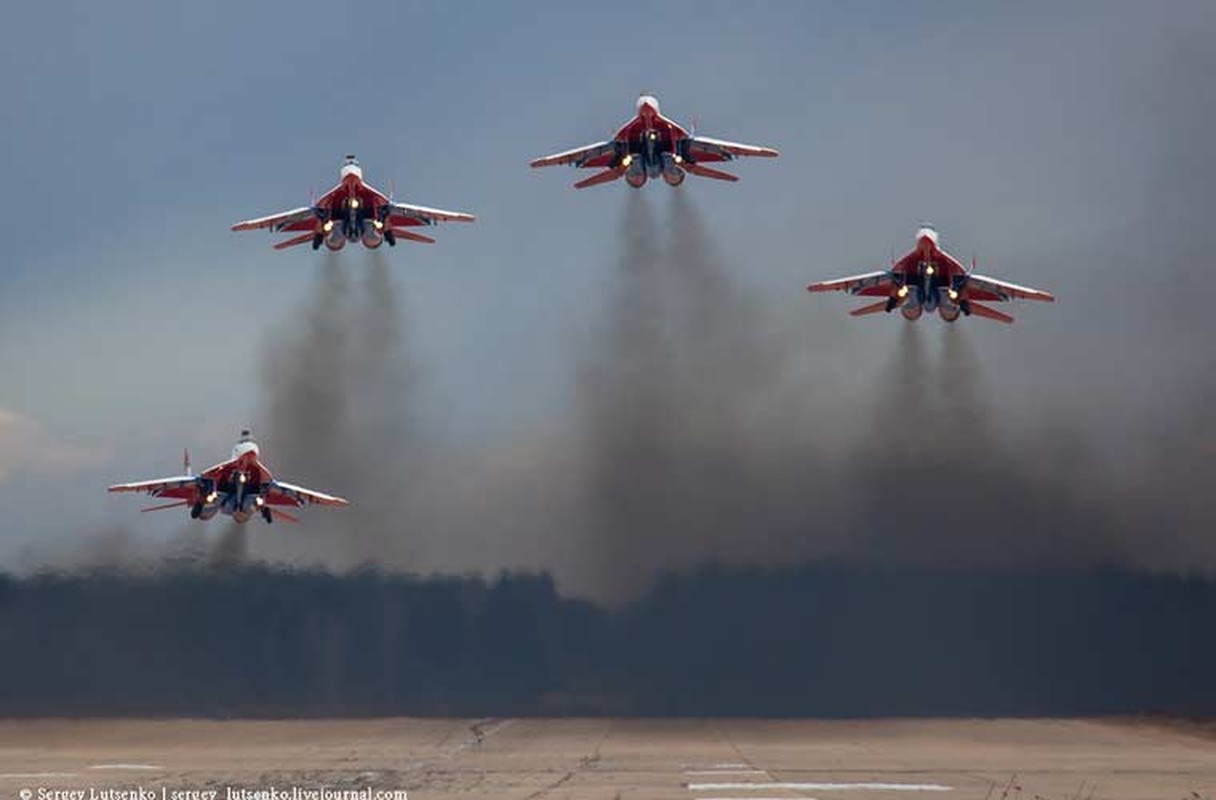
[0,1,1212,578]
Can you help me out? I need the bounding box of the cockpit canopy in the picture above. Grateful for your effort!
[340,155,363,181]
[636,94,660,115]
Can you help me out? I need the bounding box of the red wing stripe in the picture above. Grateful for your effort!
[391,229,436,244]
[683,163,739,182]
[273,232,316,250]
[849,300,891,317]
[967,301,1015,324]
[574,168,624,189]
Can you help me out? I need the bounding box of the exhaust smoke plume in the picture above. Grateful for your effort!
[570,185,1201,602]
[256,251,422,569]
[58,15,1208,604]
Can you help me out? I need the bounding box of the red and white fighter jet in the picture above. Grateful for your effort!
[530,94,779,189]
[232,156,475,251]
[806,225,1055,324]
[108,430,348,524]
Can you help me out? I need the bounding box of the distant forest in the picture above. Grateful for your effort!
[1,563,1213,717]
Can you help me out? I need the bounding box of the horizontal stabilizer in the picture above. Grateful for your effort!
[684,163,739,182]
[141,500,190,513]
[968,301,1015,324]
[391,229,436,244]
[850,299,891,317]
[574,168,623,189]
[273,232,316,250]
[271,507,300,523]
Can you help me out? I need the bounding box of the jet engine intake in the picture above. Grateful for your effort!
[660,152,685,186]
[938,288,961,322]
[625,159,647,188]
[901,303,924,321]
[362,224,384,249]
[325,228,346,251]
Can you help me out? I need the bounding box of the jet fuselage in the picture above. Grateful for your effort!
[192,437,273,524]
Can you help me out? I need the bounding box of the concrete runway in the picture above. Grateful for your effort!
[0,719,1211,800]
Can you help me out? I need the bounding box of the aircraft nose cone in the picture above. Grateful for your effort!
[636,94,660,117]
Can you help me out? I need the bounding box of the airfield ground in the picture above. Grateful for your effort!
[0,718,1211,800]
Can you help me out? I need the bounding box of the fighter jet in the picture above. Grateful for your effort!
[529,94,779,189]
[806,225,1055,323]
[108,430,348,524]
[232,156,475,251]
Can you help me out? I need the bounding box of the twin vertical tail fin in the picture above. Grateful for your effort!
[184,448,192,476]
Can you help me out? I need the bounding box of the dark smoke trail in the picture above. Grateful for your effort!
[665,189,797,449]
[579,191,680,601]
[938,324,991,446]
[578,190,806,602]
[576,186,1164,603]
[207,522,248,571]
[256,251,420,569]
[869,322,931,454]
[256,256,356,566]
[261,256,355,484]
[660,189,805,563]
[848,320,1131,571]
[339,249,422,567]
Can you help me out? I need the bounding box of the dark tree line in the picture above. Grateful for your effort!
[0,563,1213,717]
